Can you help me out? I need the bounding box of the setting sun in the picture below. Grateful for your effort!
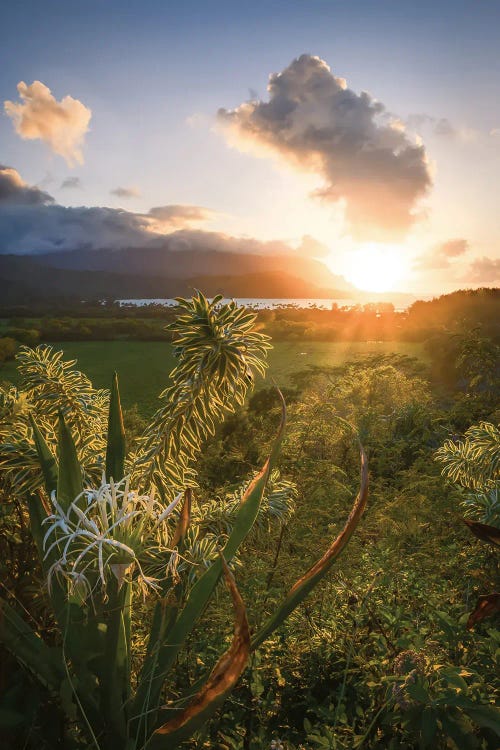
[342,243,410,293]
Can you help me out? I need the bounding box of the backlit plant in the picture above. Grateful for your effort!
[0,293,368,749]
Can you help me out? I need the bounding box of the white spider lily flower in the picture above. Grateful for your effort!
[42,476,185,600]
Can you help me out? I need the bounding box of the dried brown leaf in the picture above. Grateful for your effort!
[154,556,250,738]
[170,488,192,548]
[463,519,500,548]
[467,593,500,629]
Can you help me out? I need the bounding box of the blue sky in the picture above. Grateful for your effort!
[1,0,499,292]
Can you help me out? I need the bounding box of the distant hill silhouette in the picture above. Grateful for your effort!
[0,249,355,304]
[34,246,353,287]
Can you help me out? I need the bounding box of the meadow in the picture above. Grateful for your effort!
[0,293,498,750]
[0,339,426,416]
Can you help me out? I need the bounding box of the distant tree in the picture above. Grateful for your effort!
[0,337,17,364]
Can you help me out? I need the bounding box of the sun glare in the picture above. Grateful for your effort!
[342,243,409,293]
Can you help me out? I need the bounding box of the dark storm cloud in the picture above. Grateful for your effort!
[0,165,294,257]
[0,202,153,254]
[218,54,432,239]
[0,166,216,254]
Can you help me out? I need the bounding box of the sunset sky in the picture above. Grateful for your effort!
[1,0,499,294]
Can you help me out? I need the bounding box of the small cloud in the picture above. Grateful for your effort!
[415,238,470,270]
[408,114,477,142]
[0,164,54,206]
[4,81,91,166]
[466,256,500,282]
[185,112,209,128]
[218,54,432,240]
[408,114,455,137]
[60,176,82,189]
[147,204,215,228]
[110,186,141,199]
[438,238,469,258]
[433,118,456,137]
[490,128,500,137]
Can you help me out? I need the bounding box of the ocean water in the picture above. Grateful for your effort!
[118,297,370,310]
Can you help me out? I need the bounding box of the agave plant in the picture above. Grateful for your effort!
[0,293,368,749]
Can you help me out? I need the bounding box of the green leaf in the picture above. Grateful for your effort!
[27,494,48,561]
[440,668,469,691]
[406,682,429,704]
[420,706,437,749]
[56,411,83,511]
[439,713,479,750]
[99,579,130,741]
[0,708,26,729]
[133,392,286,740]
[0,598,64,694]
[106,372,126,482]
[466,704,500,736]
[29,414,58,495]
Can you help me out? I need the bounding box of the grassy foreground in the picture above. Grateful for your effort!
[0,340,425,415]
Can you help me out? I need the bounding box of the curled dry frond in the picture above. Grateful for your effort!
[467,593,500,629]
[463,518,500,547]
[154,556,250,745]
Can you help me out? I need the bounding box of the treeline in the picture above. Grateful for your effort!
[0,289,497,357]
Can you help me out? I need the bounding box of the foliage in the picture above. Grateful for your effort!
[0,293,369,750]
[194,355,499,749]
[0,336,17,363]
[436,421,500,525]
[2,292,499,750]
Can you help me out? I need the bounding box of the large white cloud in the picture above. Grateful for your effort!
[4,81,92,166]
[218,54,432,240]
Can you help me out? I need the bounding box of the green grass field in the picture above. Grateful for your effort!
[0,340,426,416]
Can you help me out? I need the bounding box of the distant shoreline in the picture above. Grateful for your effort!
[116,296,427,312]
